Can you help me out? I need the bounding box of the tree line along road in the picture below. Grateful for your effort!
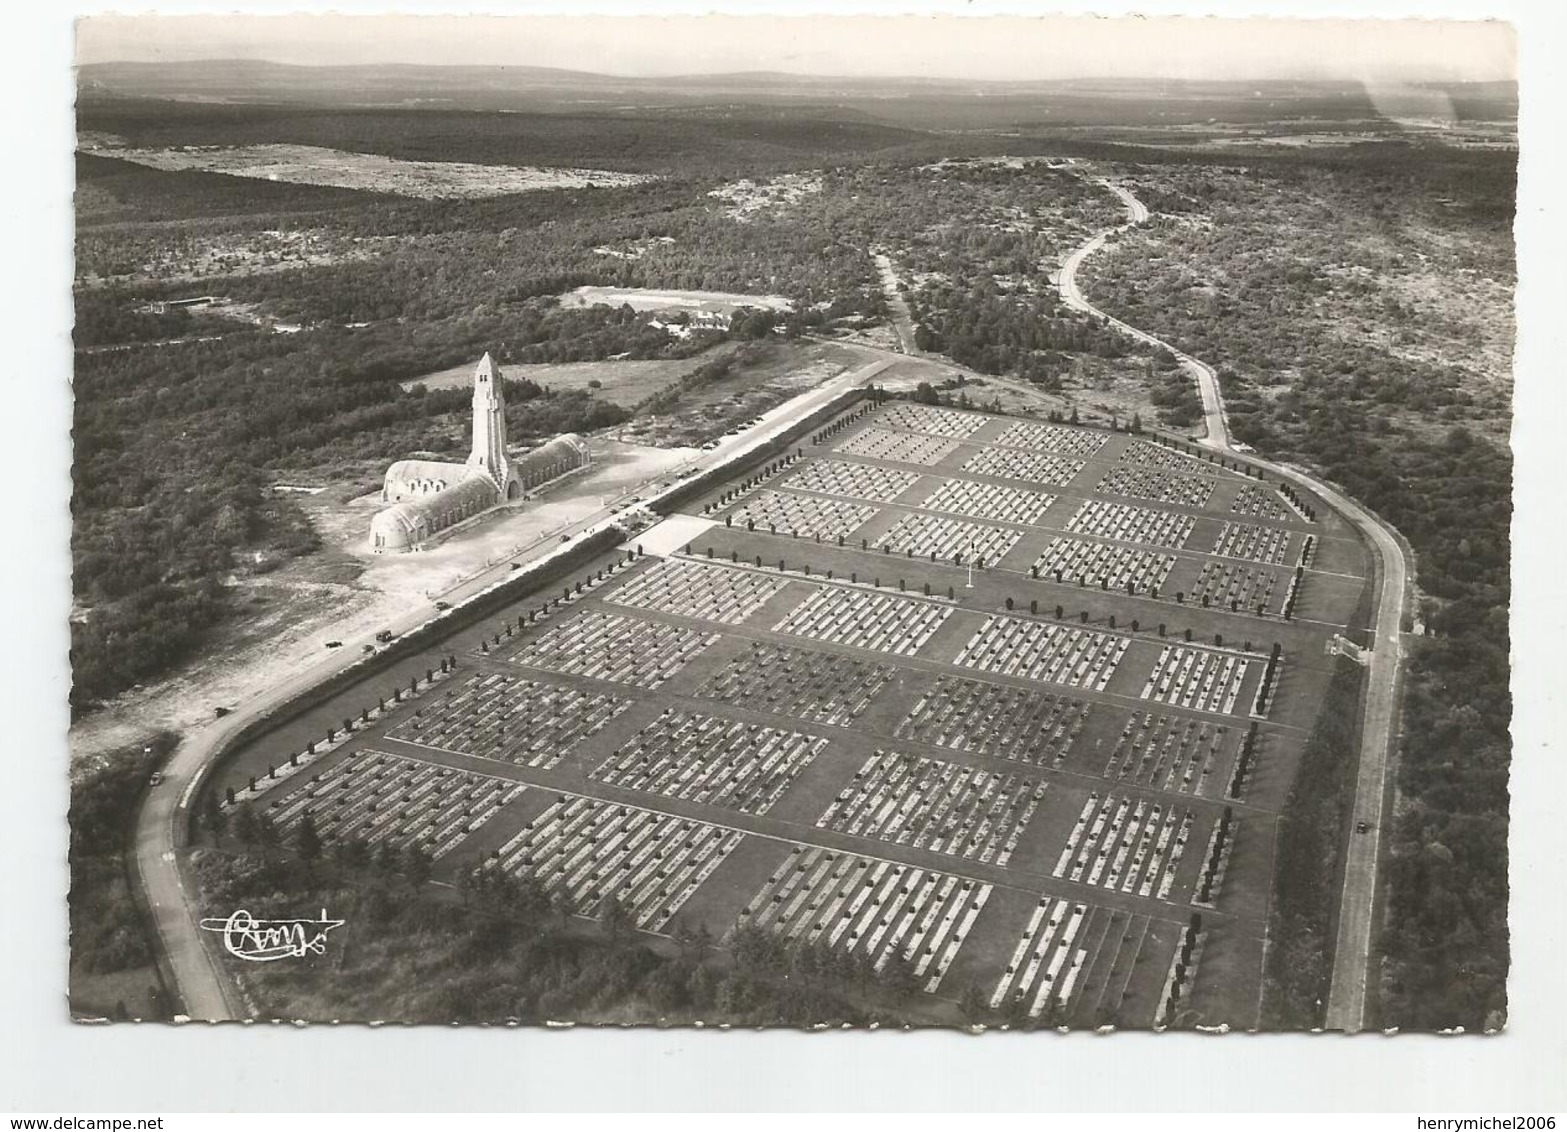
[1057,174,1410,1033]
[131,356,891,1021]
[134,175,1404,1028]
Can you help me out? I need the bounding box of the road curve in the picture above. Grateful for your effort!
[1060,175,1409,1032]
[1058,183,1229,449]
[131,358,889,1021]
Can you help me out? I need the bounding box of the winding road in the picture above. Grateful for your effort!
[133,173,1406,1031]
[1059,174,1410,1033]
[1058,180,1229,449]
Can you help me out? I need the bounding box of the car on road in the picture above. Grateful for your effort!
[375,629,395,643]
[325,640,343,648]
[434,601,450,611]
[1356,821,1372,834]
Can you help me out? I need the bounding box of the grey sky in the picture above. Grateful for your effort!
[76,14,1516,83]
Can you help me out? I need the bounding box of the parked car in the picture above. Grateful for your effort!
[434,601,450,611]
[148,772,163,787]
[375,629,395,643]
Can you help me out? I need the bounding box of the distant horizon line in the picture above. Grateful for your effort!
[77,58,1519,88]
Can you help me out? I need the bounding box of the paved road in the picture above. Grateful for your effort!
[1059,175,1410,1032]
[871,251,920,355]
[132,356,889,1020]
[1057,186,1229,449]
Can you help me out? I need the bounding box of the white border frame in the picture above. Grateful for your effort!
[4,0,1562,1112]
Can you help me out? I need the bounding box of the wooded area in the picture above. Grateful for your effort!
[70,98,1515,1030]
[1081,142,1514,1031]
[68,731,180,1018]
[189,836,932,1025]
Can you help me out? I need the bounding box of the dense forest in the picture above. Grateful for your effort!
[69,731,180,1018]
[80,98,940,175]
[68,305,674,711]
[1079,142,1514,1030]
[71,98,1516,1030]
[70,124,1149,713]
[191,827,956,1025]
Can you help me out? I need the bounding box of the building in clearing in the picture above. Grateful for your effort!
[369,353,591,553]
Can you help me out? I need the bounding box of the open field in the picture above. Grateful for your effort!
[206,398,1367,1026]
[68,75,1515,1037]
[560,285,795,314]
[401,349,736,407]
[604,339,867,448]
[103,143,658,199]
[66,437,691,764]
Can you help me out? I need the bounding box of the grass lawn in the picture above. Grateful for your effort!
[400,345,736,408]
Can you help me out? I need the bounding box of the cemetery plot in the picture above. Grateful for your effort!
[1117,440,1211,472]
[961,446,1085,487]
[1095,466,1216,509]
[772,585,953,657]
[1230,484,1293,523]
[785,458,919,502]
[589,709,827,816]
[1141,645,1253,716]
[1032,536,1175,593]
[726,489,877,541]
[873,511,1022,564]
[501,609,717,689]
[386,673,633,770]
[1210,520,1293,564]
[836,426,960,466]
[1102,712,1231,797]
[266,749,524,860]
[954,615,1129,693]
[895,675,1093,766]
[1065,499,1195,550]
[818,750,1047,867]
[737,845,992,992]
[490,794,744,932]
[1053,792,1197,901]
[1190,559,1280,614]
[875,402,989,439]
[991,421,1107,457]
[915,477,1057,525]
[988,896,1099,1019]
[606,557,788,625]
[690,641,894,727]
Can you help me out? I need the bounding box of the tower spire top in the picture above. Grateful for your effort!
[467,350,510,490]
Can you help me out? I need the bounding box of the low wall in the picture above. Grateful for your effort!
[180,523,626,844]
[649,387,869,516]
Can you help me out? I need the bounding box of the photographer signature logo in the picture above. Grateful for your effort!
[198,909,345,962]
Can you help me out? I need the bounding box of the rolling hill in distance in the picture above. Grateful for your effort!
[78,60,1517,130]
